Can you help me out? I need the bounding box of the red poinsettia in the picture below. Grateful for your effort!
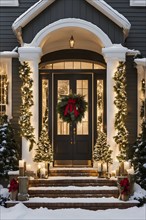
[119,178,130,195]
[8,178,19,192]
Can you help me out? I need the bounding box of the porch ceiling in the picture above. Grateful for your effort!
[42,27,102,55]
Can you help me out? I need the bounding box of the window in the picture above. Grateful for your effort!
[130,0,146,6]
[0,0,19,7]
[40,61,106,70]
[0,59,12,118]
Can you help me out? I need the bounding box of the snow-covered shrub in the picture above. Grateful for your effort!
[0,185,9,207]
[0,115,19,177]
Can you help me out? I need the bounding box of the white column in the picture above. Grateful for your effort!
[135,58,146,134]
[102,45,127,163]
[18,47,42,171]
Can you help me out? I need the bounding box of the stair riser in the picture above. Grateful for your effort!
[6,203,138,210]
[49,173,98,176]
[29,194,119,198]
[29,180,117,187]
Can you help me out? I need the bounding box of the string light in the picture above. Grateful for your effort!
[113,62,128,162]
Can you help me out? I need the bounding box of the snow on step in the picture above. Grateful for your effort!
[29,186,118,191]
[7,197,139,204]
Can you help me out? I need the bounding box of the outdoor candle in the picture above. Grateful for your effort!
[26,164,31,171]
[97,162,102,172]
[41,168,46,176]
[127,166,134,174]
[124,161,131,170]
[102,163,107,172]
[19,160,24,168]
[37,164,41,169]
[111,170,116,176]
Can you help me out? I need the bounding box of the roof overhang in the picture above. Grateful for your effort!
[12,0,131,45]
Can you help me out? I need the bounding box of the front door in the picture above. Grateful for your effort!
[54,74,92,166]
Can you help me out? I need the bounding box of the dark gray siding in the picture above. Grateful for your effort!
[11,58,21,149]
[0,0,146,56]
[105,0,146,57]
[0,0,38,52]
[23,0,123,44]
[126,56,137,144]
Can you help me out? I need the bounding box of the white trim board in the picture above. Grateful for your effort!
[0,0,19,7]
[130,0,146,6]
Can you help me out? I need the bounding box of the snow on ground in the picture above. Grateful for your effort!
[1,203,146,220]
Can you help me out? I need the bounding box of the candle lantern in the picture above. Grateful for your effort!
[19,160,25,176]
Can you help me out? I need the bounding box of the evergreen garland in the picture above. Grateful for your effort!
[19,62,35,151]
[0,115,19,176]
[130,79,146,190]
[113,62,128,162]
[33,108,53,163]
[140,79,145,121]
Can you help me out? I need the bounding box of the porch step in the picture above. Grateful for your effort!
[49,168,98,177]
[6,198,139,210]
[28,186,119,198]
[29,177,117,187]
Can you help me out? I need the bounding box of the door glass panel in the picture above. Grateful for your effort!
[76,80,88,135]
[97,80,104,131]
[57,80,70,135]
[42,79,49,124]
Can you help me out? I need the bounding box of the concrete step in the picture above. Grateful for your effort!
[29,178,117,187]
[28,186,119,198]
[6,198,139,210]
[49,168,98,177]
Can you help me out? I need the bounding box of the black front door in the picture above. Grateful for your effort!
[54,74,92,166]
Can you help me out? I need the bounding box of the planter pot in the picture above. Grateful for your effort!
[10,190,18,201]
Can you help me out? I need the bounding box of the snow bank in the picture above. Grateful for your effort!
[0,203,146,220]
[0,186,9,199]
[130,183,146,200]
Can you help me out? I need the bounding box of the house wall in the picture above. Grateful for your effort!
[0,0,145,149]
[126,55,137,144]
[0,0,37,52]
[22,0,123,45]
[11,58,21,154]
[105,0,146,57]
[0,0,146,55]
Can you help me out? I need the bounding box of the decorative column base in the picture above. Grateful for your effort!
[18,176,29,201]
[18,193,29,201]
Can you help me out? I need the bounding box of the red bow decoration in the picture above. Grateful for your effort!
[64,98,79,118]
[120,178,130,195]
[8,178,19,192]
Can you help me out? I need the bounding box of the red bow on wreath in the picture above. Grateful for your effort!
[64,98,79,118]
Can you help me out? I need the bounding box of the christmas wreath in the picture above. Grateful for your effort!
[57,94,87,124]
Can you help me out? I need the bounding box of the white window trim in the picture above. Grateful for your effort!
[0,0,19,7]
[0,58,12,119]
[130,0,146,6]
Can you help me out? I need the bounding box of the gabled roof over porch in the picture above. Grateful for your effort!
[12,0,131,45]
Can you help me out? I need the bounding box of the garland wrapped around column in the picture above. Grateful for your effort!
[113,62,128,162]
[19,62,35,151]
